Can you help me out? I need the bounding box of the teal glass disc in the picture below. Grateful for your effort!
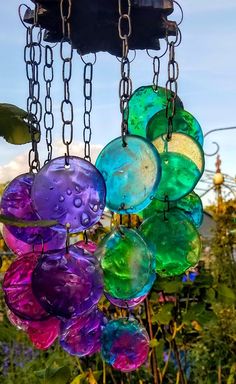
[96,226,156,300]
[127,86,184,138]
[139,191,203,228]
[147,108,204,146]
[95,135,162,213]
[139,210,201,277]
[153,133,205,201]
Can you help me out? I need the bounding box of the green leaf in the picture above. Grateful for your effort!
[0,214,58,227]
[0,103,39,145]
[152,303,174,325]
[154,277,183,294]
[70,373,87,384]
[183,303,217,326]
[217,284,236,303]
[35,366,71,384]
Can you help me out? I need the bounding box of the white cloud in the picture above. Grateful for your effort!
[0,141,103,184]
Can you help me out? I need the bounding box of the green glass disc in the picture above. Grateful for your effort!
[96,226,156,300]
[147,108,204,146]
[139,210,201,277]
[139,192,203,228]
[127,86,184,138]
[153,133,205,201]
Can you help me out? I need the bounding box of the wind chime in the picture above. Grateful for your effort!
[1,0,204,373]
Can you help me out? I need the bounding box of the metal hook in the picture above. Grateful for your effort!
[173,1,184,26]
[18,4,31,29]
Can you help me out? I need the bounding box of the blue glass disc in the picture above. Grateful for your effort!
[95,135,162,213]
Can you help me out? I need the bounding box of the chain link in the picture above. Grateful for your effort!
[43,45,54,163]
[24,10,42,172]
[81,55,96,162]
[118,0,132,146]
[60,0,73,158]
[165,23,180,141]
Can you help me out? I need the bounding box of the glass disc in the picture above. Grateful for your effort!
[127,85,184,138]
[153,133,205,201]
[2,225,66,257]
[139,192,203,228]
[101,319,150,372]
[96,226,156,300]
[27,317,60,350]
[32,245,103,319]
[147,108,204,145]
[95,135,161,213]
[139,210,201,277]
[0,173,56,244]
[105,293,147,309]
[60,308,106,356]
[3,253,49,321]
[31,156,106,233]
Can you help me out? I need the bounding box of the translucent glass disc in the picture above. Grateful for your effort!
[32,245,103,318]
[95,135,161,213]
[96,226,156,300]
[60,308,106,356]
[153,133,205,201]
[139,192,203,228]
[127,85,184,137]
[140,210,201,277]
[101,319,150,372]
[147,108,204,145]
[31,156,106,233]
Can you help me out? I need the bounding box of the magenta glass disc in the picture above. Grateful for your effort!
[74,240,97,254]
[31,156,106,233]
[27,317,60,350]
[32,245,103,319]
[2,225,66,257]
[60,308,106,356]
[105,293,147,309]
[3,254,49,321]
[6,308,29,331]
[0,173,57,244]
[101,319,150,372]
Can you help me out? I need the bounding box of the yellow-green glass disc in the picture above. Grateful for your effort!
[153,133,205,201]
[127,86,184,138]
[147,108,204,145]
[139,210,201,277]
[96,226,156,300]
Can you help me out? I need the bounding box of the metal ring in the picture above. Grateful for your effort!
[173,1,184,26]
[116,49,136,63]
[18,3,31,28]
[146,38,168,59]
[79,52,97,65]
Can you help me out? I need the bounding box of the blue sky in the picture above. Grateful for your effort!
[0,0,236,203]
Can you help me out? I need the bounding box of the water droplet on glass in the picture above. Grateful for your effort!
[59,195,65,202]
[54,205,59,212]
[74,198,82,208]
[67,189,72,196]
[81,212,90,226]
[89,203,98,212]
[75,185,81,193]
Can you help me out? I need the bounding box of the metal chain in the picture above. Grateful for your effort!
[153,56,161,91]
[60,0,73,162]
[165,23,180,141]
[81,55,96,162]
[43,45,54,163]
[24,6,42,172]
[118,0,132,147]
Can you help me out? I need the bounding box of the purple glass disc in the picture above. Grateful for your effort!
[105,293,147,309]
[2,225,66,257]
[31,156,106,233]
[60,308,106,356]
[0,173,57,244]
[27,317,60,350]
[32,245,103,319]
[3,253,49,321]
